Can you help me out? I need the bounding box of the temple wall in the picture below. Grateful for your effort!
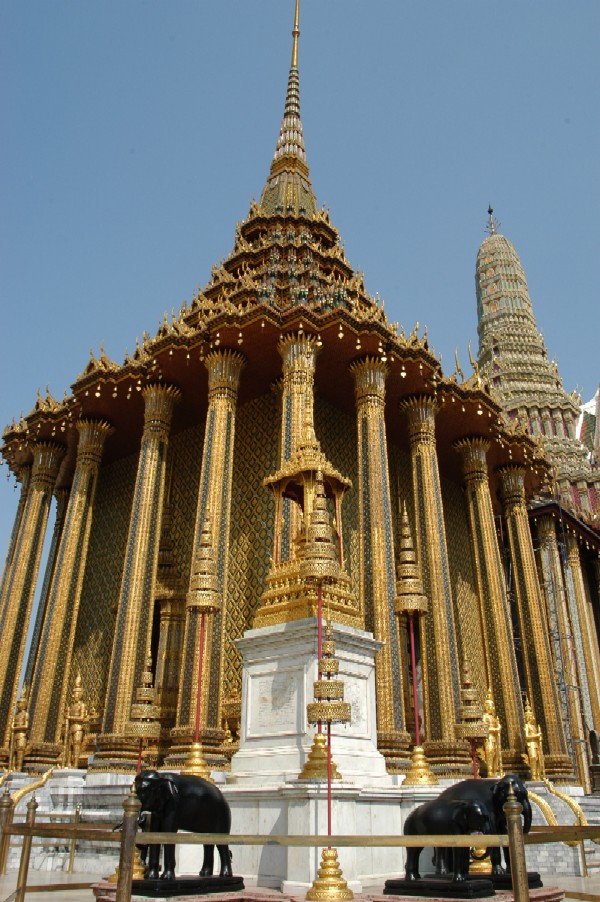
[442,477,488,700]
[71,453,137,713]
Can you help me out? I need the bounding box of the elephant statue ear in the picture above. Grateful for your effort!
[162,776,179,803]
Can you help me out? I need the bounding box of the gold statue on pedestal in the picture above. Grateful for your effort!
[523,697,545,780]
[9,686,29,772]
[478,689,503,778]
[64,673,87,768]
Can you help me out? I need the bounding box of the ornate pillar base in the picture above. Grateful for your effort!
[543,754,575,782]
[23,742,62,771]
[88,734,158,773]
[376,730,412,773]
[164,726,228,770]
[422,739,473,777]
[500,749,529,776]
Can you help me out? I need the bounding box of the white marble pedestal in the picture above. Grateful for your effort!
[228,619,391,787]
[183,618,414,892]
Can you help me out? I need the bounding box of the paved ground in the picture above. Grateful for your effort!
[0,872,599,902]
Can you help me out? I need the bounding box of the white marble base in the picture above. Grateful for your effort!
[177,780,431,892]
[229,619,391,788]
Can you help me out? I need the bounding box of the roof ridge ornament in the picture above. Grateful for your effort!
[259,0,317,216]
[485,205,500,236]
[292,0,300,69]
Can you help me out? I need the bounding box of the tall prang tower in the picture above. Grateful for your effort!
[476,208,599,519]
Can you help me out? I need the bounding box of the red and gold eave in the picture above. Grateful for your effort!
[1,263,554,520]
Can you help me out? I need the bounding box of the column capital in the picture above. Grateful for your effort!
[400,394,438,447]
[142,383,182,440]
[278,332,320,369]
[75,419,114,469]
[565,531,581,566]
[350,356,388,407]
[453,435,490,484]
[205,350,245,402]
[535,514,557,545]
[30,442,65,491]
[497,463,526,508]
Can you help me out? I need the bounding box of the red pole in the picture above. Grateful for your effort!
[408,613,420,746]
[194,612,206,744]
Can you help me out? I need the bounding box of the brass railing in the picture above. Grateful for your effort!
[2,788,600,902]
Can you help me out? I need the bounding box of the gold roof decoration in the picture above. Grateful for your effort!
[187,512,221,613]
[454,657,489,743]
[127,654,161,742]
[264,406,351,499]
[260,0,316,218]
[394,503,428,617]
[300,469,341,585]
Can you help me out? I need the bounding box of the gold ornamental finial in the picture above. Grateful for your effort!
[292,0,300,69]
[486,205,500,236]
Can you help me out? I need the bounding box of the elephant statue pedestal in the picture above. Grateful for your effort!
[384,876,495,899]
[130,875,245,898]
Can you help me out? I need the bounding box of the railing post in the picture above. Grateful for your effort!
[15,794,38,902]
[116,786,140,902]
[503,785,530,902]
[0,788,15,875]
[68,803,81,874]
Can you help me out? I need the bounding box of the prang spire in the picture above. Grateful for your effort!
[260,0,317,217]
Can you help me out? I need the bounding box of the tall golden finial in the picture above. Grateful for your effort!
[292,0,300,69]
[486,205,500,236]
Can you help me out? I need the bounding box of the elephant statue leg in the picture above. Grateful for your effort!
[146,842,161,881]
[405,846,423,881]
[200,844,215,877]
[217,844,232,877]
[162,844,176,882]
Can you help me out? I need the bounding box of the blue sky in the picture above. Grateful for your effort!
[1,1,599,567]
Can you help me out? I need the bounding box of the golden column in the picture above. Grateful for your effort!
[400,395,466,771]
[22,488,69,690]
[100,384,181,746]
[27,419,113,756]
[453,437,524,770]
[0,442,64,749]
[0,465,32,615]
[565,532,600,730]
[173,350,244,756]
[498,465,572,778]
[278,332,319,561]
[536,516,590,791]
[351,357,410,765]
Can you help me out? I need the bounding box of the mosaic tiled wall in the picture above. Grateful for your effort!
[225,392,278,701]
[71,454,137,713]
[166,423,205,594]
[441,477,487,700]
[315,397,360,595]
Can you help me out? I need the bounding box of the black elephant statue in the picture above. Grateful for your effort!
[134,770,233,881]
[404,797,491,882]
[433,775,532,875]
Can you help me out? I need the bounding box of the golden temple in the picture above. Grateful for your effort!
[0,1,599,794]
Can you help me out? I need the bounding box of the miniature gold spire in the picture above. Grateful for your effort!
[260,0,316,215]
[292,0,300,69]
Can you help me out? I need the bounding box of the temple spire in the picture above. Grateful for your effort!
[259,0,317,217]
[291,0,300,69]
